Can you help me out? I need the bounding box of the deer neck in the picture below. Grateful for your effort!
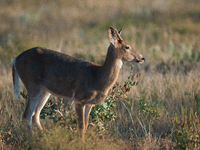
[102,48,122,71]
[97,45,122,91]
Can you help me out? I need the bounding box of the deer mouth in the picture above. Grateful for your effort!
[135,57,145,64]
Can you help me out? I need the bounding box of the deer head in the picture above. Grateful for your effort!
[107,27,145,65]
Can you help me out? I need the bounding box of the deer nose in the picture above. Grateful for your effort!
[136,55,145,64]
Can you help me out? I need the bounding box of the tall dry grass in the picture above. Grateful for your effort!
[0,0,200,149]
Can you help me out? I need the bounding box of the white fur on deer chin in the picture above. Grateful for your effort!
[116,59,123,68]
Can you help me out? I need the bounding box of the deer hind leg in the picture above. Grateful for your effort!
[75,102,86,136]
[84,104,94,130]
[22,88,43,130]
[32,89,50,130]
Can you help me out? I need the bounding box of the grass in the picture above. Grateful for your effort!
[0,0,200,149]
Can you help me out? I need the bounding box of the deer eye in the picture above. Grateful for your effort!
[125,45,130,50]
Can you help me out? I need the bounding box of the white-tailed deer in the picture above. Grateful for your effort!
[12,27,144,135]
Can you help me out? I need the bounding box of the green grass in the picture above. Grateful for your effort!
[0,0,200,149]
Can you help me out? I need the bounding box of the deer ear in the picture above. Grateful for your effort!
[108,27,118,44]
[118,28,122,35]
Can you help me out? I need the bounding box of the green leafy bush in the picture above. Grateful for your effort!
[172,108,200,149]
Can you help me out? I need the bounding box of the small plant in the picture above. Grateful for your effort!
[0,107,17,149]
[172,107,200,149]
[138,92,160,119]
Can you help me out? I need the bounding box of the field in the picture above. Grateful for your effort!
[1,0,200,149]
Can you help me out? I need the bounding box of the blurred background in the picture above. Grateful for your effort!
[0,0,200,149]
[1,0,199,66]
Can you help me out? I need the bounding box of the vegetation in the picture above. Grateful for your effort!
[0,0,200,149]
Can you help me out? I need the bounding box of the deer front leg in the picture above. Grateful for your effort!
[75,102,86,137]
[83,93,106,130]
[84,104,94,130]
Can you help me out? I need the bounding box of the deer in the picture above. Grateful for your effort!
[12,27,145,136]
